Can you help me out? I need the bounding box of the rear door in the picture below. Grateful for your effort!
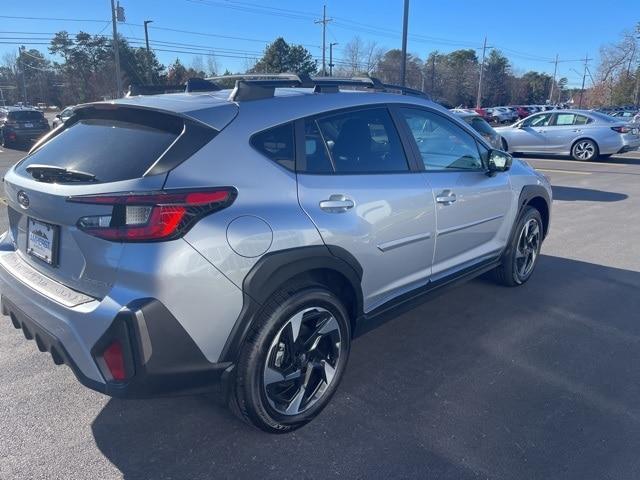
[544,112,590,152]
[296,106,435,312]
[3,105,214,298]
[394,106,513,278]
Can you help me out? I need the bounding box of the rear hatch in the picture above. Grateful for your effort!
[7,110,49,133]
[3,104,227,299]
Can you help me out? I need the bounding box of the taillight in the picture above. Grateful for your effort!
[68,188,236,242]
[611,126,631,134]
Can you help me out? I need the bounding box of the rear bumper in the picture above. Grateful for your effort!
[3,128,49,142]
[0,248,233,398]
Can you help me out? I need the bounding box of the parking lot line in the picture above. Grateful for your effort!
[529,157,636,168]
[538,168,591,175]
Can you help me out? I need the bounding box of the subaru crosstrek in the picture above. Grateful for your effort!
[0,76,551,432]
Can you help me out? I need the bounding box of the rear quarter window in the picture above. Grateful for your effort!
[250,123,295,171]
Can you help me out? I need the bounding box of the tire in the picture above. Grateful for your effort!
[493,206,543,287]
[571,139,599,161]
[230,283,351,433]
[0,130,11,149]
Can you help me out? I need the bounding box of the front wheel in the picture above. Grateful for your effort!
[571,139,599,161]
[494,206,543,287]
[230,285,351,433]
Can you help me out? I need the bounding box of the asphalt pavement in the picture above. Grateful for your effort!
[1,144,639,480]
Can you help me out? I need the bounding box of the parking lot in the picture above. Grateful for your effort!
[1,144,639,479]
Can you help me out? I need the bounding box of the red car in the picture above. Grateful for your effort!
[474,107,489,119]
[514,106,530,119]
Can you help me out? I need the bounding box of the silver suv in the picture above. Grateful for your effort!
[0,75,551,432]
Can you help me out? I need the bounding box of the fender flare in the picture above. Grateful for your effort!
[218,245,364,362]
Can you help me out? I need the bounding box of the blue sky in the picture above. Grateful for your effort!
[1,0,637,87]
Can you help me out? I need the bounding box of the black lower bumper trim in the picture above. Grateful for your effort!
[2,295,232,398]
[1,296,107,393]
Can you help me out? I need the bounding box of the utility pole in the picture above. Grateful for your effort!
[315,5,332,76]
[19,46,27,104]
[110,0,123,97]
[476,36,491,108]
[548,54,559,104]
[144,20,153,83]
[329,42,338,76]
[578,53,592,109]
[400,0,409,87]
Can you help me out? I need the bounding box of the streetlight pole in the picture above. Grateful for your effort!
[110,0,123,97]
[329,42,338,76]
[400,0,409,87]
[144,20,153,83]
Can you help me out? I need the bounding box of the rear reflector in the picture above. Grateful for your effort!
[103,341,126,381]
[68,188,237,242]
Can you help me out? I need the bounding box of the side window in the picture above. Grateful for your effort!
[251,123,295,171]
[303,119,333,173]
[399,108,483,171]
[523,113,552,127]
[555,113,576,126]
[574,115,590,125]
[315,107,409,173]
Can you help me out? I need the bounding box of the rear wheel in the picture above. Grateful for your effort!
[494,206,543,287]
[571,139,599,161]
[231,284,351,433]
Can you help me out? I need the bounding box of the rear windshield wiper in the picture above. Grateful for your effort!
[25,164,98,183]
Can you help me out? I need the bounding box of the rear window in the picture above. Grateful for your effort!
[8,111,44,121]
[16,112,181,183]
[464,116,495,136]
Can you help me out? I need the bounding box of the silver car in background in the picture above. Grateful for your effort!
[495,109,640,160]
[451,108,503,149]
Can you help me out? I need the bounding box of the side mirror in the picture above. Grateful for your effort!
[55,114,61,119]
[487,149,512,175]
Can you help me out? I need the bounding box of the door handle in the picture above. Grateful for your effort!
[319,194,355,213]
[572,129,582,132]
[436,190,457,205]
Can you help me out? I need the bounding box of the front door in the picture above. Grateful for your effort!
[509,112,554,152]
[394,106,514,279]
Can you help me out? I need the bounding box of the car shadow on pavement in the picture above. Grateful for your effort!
[551,185,628,202]
[91,255,640,480]
[518,153,640,166]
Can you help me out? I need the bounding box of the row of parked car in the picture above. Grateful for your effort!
[452,107,640,161]
[456,105,570,125]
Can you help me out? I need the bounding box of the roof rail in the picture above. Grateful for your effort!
[212,73,430,102]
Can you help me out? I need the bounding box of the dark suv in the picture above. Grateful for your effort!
[0,107,50,148]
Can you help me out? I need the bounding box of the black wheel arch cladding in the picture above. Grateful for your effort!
[219,245,364,363]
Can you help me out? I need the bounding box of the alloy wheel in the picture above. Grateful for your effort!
[574,141,595,160]
[263,307,342,416]
[515,218,541,279]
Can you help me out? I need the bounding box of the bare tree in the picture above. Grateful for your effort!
[206,52,219,77]
[339,36,385,76]
[593,29,639,105]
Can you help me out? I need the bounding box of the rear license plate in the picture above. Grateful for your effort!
[24,122,33,128]
[27,218,59,266]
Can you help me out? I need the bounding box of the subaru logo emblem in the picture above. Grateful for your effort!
[17,190,29,209]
